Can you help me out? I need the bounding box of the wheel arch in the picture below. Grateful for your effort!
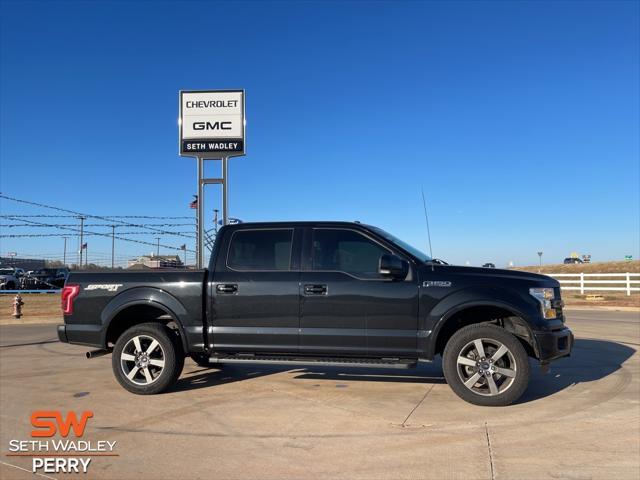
[429,300,536,359]
[100,288,189,352]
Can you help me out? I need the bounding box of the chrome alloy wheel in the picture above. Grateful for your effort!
[120,335,166,386]
[456,338,517,397]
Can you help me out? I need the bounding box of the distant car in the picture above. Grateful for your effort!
[21,268,69,290]
[482,263,496,268]
[0,267,21,290]
[563,258,583,265]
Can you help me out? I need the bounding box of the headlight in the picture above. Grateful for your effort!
[529,287,557,319]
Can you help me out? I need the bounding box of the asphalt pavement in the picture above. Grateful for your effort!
[0,310,638,479]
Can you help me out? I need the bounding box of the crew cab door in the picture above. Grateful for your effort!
[299,227,419,358]
[210,228,301,353]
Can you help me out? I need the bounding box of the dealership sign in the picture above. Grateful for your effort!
[179,90,245,157]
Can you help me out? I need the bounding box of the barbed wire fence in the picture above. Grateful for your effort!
[0,193,217,269]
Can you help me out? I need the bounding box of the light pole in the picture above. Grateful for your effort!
[63,237,67,266]
[214,209,219,235]
[537,251,543,271]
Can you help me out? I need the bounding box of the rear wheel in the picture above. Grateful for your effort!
[443,324,530,406]
[112,323,184,395]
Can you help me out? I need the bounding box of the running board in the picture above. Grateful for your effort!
[209,355,417,369]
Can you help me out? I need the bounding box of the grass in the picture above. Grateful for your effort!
[512,260,639,274]
[0,293,62,323]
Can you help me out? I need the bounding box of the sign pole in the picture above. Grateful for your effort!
[222,157,229,226]
[180,89,245,266]
[197,156,205,268]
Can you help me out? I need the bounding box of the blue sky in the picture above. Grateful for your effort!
[1,0,638,267]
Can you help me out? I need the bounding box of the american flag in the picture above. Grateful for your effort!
[189,195,198,209]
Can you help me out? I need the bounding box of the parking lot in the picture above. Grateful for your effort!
[1,309,638,479]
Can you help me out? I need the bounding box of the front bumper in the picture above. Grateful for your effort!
[534,327,574,362]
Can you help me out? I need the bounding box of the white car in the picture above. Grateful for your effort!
[0,267,21,290]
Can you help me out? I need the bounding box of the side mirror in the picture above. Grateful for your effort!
[379,254,409,280]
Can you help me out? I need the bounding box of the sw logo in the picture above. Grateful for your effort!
[8,410,116,474]
[31,410,93,437]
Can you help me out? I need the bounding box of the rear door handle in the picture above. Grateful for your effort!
[304,284,327,295]
[216,284,238,294]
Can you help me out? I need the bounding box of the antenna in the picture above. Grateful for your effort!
[421,187,435,271]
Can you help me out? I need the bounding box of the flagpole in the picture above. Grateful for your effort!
[78,216,85,268]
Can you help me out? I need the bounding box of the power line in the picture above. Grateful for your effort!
[0,214,194,219]
[2,215,195,252]
[0,194,195,239]
[0,232,196,237]
[1,223,195,228]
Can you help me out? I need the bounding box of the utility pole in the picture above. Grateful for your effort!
[78,216,85,268]
[111,226,116,269]
[214,209,219,235]
[63,237,67,266]
[156,237,160,258]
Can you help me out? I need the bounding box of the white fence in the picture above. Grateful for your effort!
[548,273,639,296]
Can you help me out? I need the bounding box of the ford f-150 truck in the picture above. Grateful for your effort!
[58,221,573,406]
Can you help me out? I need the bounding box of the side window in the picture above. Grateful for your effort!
[311,229,389,279]
[227,229,293,271]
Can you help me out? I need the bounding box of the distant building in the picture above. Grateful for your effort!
[127,255,184,269]
[0,257,46,271]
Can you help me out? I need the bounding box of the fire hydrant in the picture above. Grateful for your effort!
[13,294,24,319]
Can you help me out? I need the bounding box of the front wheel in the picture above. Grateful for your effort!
[112,323,184,395]
[443,324,530,406]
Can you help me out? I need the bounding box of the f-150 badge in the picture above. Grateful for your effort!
[422,281,452,288]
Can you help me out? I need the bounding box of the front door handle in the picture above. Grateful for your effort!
[216,284,238,294]
[304,284,327,295]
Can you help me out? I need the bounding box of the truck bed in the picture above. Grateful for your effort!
[60,270,207,350]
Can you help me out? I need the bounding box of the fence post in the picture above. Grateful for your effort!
[627,273,631,296]
[580,272,584,295]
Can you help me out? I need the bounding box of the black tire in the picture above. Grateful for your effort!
[112,322,184,395]
[442,323,530,406]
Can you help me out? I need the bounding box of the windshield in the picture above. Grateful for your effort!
[0,268,15,275]
[368,227,431,262]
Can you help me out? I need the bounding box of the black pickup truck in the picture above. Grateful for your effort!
[58,221,573,406]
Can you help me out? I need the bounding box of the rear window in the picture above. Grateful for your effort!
[227,229,293,271]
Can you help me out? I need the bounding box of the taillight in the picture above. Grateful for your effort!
[61,284,80,315]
